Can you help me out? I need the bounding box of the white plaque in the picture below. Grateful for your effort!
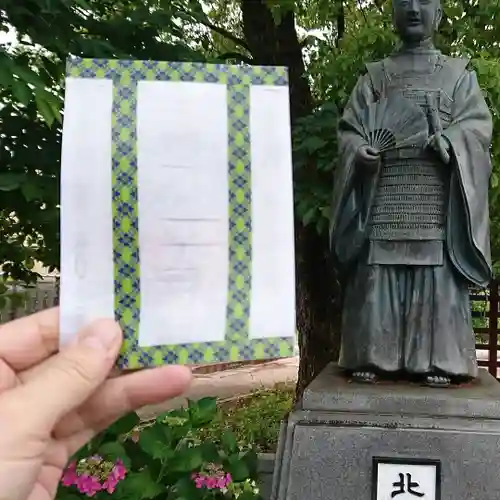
[373,457,441,500]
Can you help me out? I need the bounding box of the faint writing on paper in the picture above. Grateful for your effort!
[391,473,425,498]
[155,267,198,294]
[159,163,194,169]
[158,218,224,244]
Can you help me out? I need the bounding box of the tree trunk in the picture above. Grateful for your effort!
[240,0,342,399]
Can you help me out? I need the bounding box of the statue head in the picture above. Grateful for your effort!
[392,0,442,44]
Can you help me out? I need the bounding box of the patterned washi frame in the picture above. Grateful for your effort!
[66,58,294,368]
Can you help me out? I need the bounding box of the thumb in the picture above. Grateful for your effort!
[20,318,122,430]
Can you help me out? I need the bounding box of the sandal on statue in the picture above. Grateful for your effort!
[351,371,377,384]
[425,374,451,388]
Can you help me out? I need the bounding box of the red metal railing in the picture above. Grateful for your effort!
[472,279,500,379]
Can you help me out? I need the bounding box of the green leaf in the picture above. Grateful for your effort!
[12,80,32,105]
[0,173,23,191]
[73,0,92,9]
[98,442,130,468]
[173,476,203,499]
[492,172,499,188]
[12,63,45,88]
[118,470,164,500]
[139,424,174,460]
[21,181,43,201]
[0,54,13,87]
[301,135,327,153]
[37,89,62,123]
[226,457,250,482]
[158,408,189,427]
[187,0,205,15]
[173,446,204,472]
[302,206,317,226]
[238,492,261,500]
[199,441,220,462]
[35,93,55,127]
[221,431,238,453]
[189,397,217,426]
[105,412,140,437]
[240,448,259,476]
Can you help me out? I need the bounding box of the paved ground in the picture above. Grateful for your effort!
[138,356,299,420]
[138,349,497,420]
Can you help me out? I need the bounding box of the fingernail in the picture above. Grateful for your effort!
[78,319,121,353]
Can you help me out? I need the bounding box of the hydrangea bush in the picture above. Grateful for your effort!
[56,397,262,500]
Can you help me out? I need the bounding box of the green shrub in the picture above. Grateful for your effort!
[195,384,294,453]
[56,398,262,500]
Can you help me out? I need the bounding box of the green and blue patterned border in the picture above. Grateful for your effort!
[66,58,293,368]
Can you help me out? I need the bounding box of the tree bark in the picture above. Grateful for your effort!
[336,0,345,44]
[240,0,342,399]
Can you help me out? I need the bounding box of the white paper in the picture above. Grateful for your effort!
[60,70,296,356]
[60,78,115,344]
[375,461,438,500]
[249,85,296,339]
[137,81,229,346]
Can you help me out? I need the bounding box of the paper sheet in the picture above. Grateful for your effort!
[137,81,229,346]
[60,77,115,346]
[60,59,296,368]
[249,85,295,340]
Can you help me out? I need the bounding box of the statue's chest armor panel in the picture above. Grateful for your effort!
[368,58,452,244]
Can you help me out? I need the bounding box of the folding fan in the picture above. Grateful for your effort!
[360,95,429,153]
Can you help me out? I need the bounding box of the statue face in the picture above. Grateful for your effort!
[393,0,442,42]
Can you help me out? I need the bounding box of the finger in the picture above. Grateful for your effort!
[0,308,60,371]
[14,318,122,432]
[425,134,435,148]
[57,365,192,453]
[365,146,380,156]
[437,140,450,164]
[0,359,18,393]
[19,353,123,385]
[55,364,192,438]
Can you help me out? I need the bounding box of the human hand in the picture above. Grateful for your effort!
[0,308,192,500]
[426,133,451,164]
[355,145,381,173]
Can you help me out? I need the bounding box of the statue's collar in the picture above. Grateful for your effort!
[396,39,440,55]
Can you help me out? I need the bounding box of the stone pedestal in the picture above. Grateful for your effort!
[271,363,500,500]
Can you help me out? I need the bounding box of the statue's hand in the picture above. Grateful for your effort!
[426,134,451,164]
[355,145,380,173]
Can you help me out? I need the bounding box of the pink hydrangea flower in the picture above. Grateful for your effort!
[113,460,127,481]
[217,473,232,489]
[61,462,78,487]
[191,470,232,490]
[61,457,127,497]
[76,473,102,497]
[205,476,217,489]
[103,460,127,493]
[102,477,118,494]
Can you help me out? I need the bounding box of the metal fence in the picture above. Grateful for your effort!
[0,278,59,323]
[472,280,500,378]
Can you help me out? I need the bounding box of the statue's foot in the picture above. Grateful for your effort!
[425,374,451,388]
[351,371,377,384]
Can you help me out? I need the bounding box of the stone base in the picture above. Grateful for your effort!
[271,363,500,500]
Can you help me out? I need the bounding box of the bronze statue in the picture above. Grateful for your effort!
[330,0,493,387]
